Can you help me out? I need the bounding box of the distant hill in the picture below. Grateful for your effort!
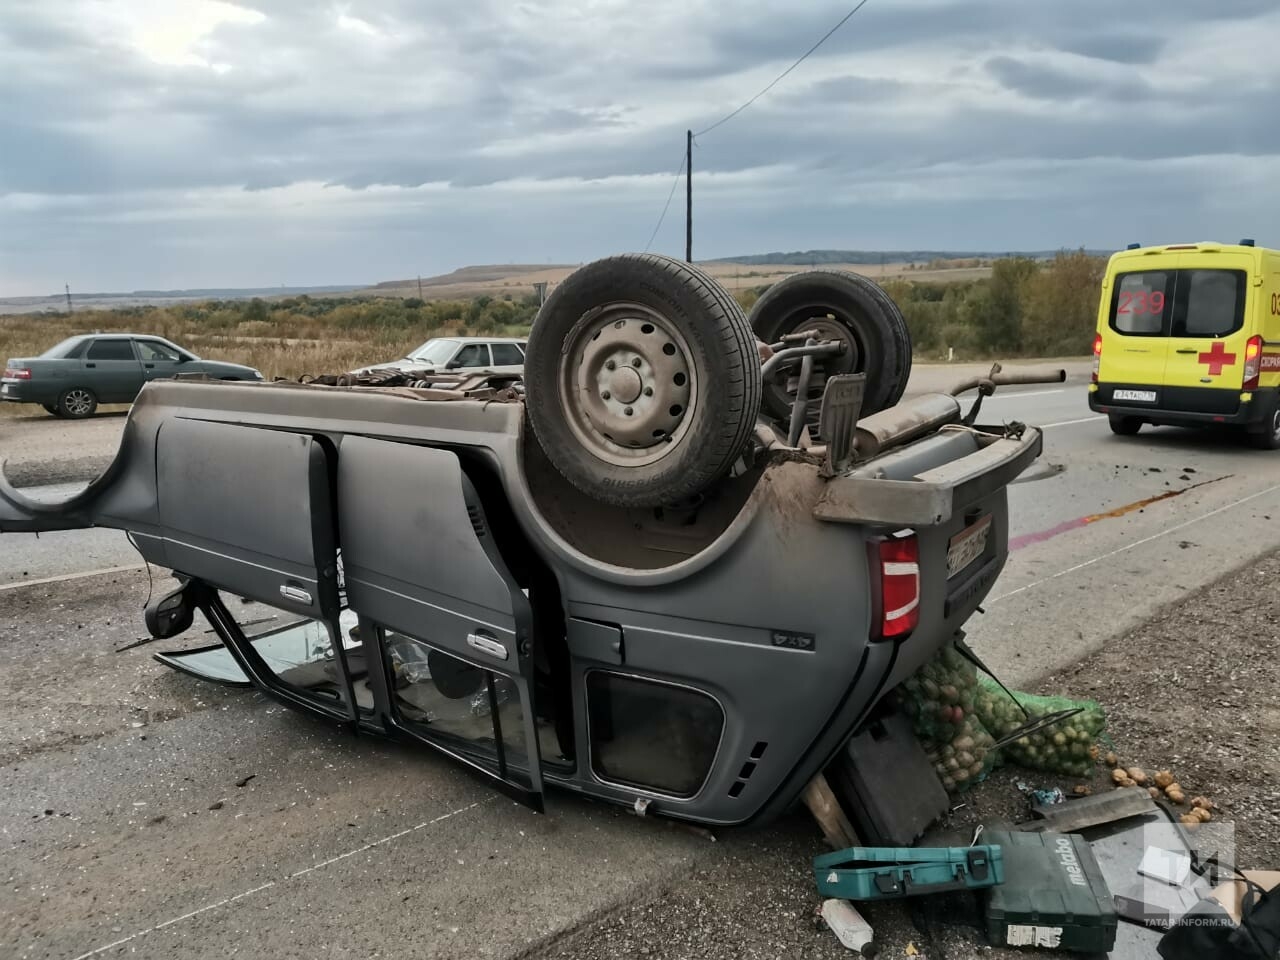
[707,249,1113,266]
[87,284,365,299]
[372,264,576,290]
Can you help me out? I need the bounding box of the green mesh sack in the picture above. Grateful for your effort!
[899,645,998,793]
[972,678,1106,779]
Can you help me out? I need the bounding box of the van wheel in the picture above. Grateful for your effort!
[523,253,762,508]
[1249,408,1280,450]
[1108,415,1142,436]
[57,387,98,419]
[748,270,912,420]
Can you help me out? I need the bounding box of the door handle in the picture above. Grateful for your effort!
[144,363,155,368]
[467,632,509,661]
[1175,349,1198,354]
[85,363,96,368]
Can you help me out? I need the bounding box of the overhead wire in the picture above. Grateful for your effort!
[642,151,688,253]
[693,0,873,138]
[641,0,874,250]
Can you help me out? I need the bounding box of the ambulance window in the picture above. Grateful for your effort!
[1111,272,1171,336]
[1172,270,1245,338]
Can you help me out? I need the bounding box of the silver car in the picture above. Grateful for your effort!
[358,337,527,378]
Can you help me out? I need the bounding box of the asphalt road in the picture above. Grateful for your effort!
[6,364,1280,959]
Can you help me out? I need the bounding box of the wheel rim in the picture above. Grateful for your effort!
[763,305,861,415]
[1271,409,1280,440]
[557,302,696,467]
[64,390,93,416]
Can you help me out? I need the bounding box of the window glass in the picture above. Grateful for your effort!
[137,340,180,361]
[453,343,491,367]
[407,339,458,364]
[490,343,524,365]
[40,337,88,359]
[219,594,370,713]
[1173,270,1244,337]
[86,339,136,361]
[384,629,564,785]
[587,673,723,797]
[1110,272,1170,336]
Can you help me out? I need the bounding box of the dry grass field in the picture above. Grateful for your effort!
[361,259,992,301]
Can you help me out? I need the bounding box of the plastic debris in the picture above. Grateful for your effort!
[820,898,875,952]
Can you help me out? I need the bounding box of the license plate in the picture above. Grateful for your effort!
[947,516,992,579]
[1113,389,1157,403]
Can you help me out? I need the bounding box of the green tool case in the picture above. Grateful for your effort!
[814,844,1004,901]
[983,830,1117,952]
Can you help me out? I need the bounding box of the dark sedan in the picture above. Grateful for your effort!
[2,334,263,418]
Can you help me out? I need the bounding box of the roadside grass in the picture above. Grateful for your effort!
[0,312,535,417]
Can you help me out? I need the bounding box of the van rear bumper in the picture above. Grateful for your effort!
[1090,383,1278,428]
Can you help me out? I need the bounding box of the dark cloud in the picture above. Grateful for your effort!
[1,0,1278,294]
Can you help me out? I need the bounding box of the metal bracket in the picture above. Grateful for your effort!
[818,374,866,477]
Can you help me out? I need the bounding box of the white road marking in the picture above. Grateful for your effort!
[0,562,149,592]
[1041,415,1105,429]
[989,482,1280,605]
[980,388,1068,401]
[69,800,489,960]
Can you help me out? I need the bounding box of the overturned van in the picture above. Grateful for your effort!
[0,255,1059,827]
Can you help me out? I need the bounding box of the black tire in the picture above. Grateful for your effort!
[56,387,98,419]
[1108,415,1142,436]
[523,253,762,508]
[749,270,912,420]
[41,403,59,416]
[1249,407,1280,450]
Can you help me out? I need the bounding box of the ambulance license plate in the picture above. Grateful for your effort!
[1113,389,1156,403]
[947,516,992,579]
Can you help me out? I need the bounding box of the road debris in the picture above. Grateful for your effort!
[819,899,875,952]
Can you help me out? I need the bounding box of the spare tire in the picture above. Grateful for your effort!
[524,253,762,508]
[749,271,912,421]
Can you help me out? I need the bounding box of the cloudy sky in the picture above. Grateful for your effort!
[3,0,1279,295]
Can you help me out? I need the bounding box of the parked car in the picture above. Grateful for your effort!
[354,336,527,378]
[2,334,263,418]
[0,255,1061,828]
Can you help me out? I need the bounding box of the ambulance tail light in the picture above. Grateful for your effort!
[1243,335,1263,390]
[1092,334,1102,383]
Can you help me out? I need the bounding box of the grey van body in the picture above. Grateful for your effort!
[0,376,1042,826]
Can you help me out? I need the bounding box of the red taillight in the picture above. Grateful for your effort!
[3,366,31,380]
[1091,334,1102,383]
[878,534,920,639]
[1243,335,1263,390]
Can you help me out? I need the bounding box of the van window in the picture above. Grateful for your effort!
[1111,272,1172,336]
[1110,269,1246,338]
[1172,270,1245,338]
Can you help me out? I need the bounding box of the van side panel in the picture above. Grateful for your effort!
[1264,253,1280,386]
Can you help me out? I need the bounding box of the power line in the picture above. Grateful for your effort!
[642,151,688,253]
[693,0,872,138]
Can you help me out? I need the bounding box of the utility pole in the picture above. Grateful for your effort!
[417,275,423,299]
[65,284,73,313]
[685,129,693,263]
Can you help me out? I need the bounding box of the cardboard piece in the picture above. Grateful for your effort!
[1209,870,1280,924]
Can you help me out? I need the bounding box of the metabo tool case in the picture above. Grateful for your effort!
[983,830,1118,952]
[814,844,1004,901]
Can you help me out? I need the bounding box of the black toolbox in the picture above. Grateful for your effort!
[983,830,1118,952]
[826,708,950,845]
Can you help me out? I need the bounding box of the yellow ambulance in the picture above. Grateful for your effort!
[1089,240,1280,447]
